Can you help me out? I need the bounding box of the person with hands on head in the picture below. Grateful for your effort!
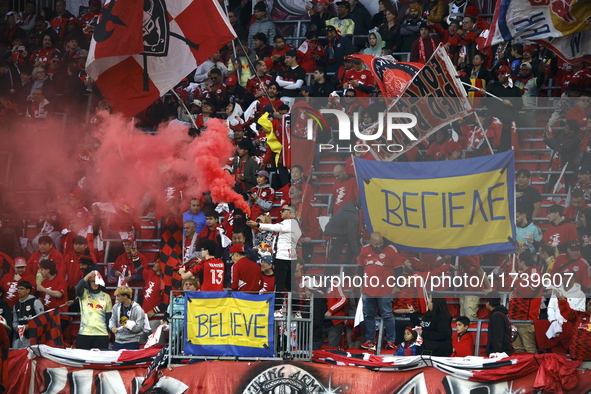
[556,287,591,360]
[75,270,112,350]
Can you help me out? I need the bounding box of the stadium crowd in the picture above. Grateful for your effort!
[0,0,590,364]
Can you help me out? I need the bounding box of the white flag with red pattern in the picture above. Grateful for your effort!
[87,0,236,118]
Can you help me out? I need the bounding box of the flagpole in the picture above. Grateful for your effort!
[222,0,241,84]
[169,89,199,130]
[460,81,504,103]
[472,112,495,155]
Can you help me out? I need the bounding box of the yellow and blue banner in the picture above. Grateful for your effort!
[354,151,516,255]
[184,291,275,357]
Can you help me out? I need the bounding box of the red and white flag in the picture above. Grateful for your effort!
[87,0,236,117]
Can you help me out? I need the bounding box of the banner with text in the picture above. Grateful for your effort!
[354,151,516,255]
[184,291,275,357]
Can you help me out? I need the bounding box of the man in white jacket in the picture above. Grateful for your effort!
[247,203,301,315]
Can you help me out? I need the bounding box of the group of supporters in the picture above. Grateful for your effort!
[0,0,590,363]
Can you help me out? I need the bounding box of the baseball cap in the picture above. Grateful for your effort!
[497,65,511,75]
[579,166,591,175]
[300,85,312,93]
[337,1,350,9]
[260,254,273,265]
[567,240,581,250]
[14,257,26,268]
[523,45,534,53]
[285,49,297,58]
[325,25,337,33]
[257,170,270,179]
[229,244,245,254]
[520,62,532,69]
[79,256,94,265]
[447,141,463,153]
[226,75,237,86]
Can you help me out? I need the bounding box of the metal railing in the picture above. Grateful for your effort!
[166,291,314,365]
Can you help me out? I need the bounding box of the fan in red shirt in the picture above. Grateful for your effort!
[296,31,325,73]
[451,316,475,357]
[260,254,275,294]
[330,164,359,215]
[180,240,225,291]
[62,235,97,293]
[343,59,375,98]
[270,36,292,73]
[542,204,578,251]
[246,60,274,101]
[426,129,453,160]
[197,209,224,258]
[79,0,101,41]
[557,293,591,360]
[551,241,591,290]
[563,189,588,224]
[230,245,262,292]
[358,233,407,350]
[249,170,275,221]
[124,259,167,325]
[110,237,148,284]
[37,260,68,310]
[508,251,542,353]
[256,82,285,113]
[27,235,64,278]
[0,257,35,308]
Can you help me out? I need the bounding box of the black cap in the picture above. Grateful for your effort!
[567,240,581,250]
[337,1,350,9]
[579,166,591,175]
[285,49,297,57]
[325,25,337,32]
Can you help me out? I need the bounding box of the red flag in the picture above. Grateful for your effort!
[87,0,237,118]
[348,54,423,100]
[159,217,183,305]
[91,0,143,59]
[28,309,64,347]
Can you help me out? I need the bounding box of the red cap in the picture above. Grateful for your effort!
[14,257,26,267]
[497,65,511,75]
[447,141,463,153]
[226,75,238,86]
[465,5,479,17]
[229,244,245,254]
[523,45,534,53]
[264,58,274,70]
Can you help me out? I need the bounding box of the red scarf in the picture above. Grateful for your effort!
[419,36,436,63]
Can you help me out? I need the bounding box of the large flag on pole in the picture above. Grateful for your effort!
[354,151,516,256]
[384,46,473,161]
[486,0,591,63]
[87,0,237,117]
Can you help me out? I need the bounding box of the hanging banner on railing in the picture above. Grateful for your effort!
[354,151,516,256]
[184,291,275,357]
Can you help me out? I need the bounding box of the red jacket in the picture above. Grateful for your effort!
[551,254,591,289]
[231,256,262,292]
[326,285,347,325]
[452,331,475,357]
[27,248,63,276]
[559,298,591,360]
